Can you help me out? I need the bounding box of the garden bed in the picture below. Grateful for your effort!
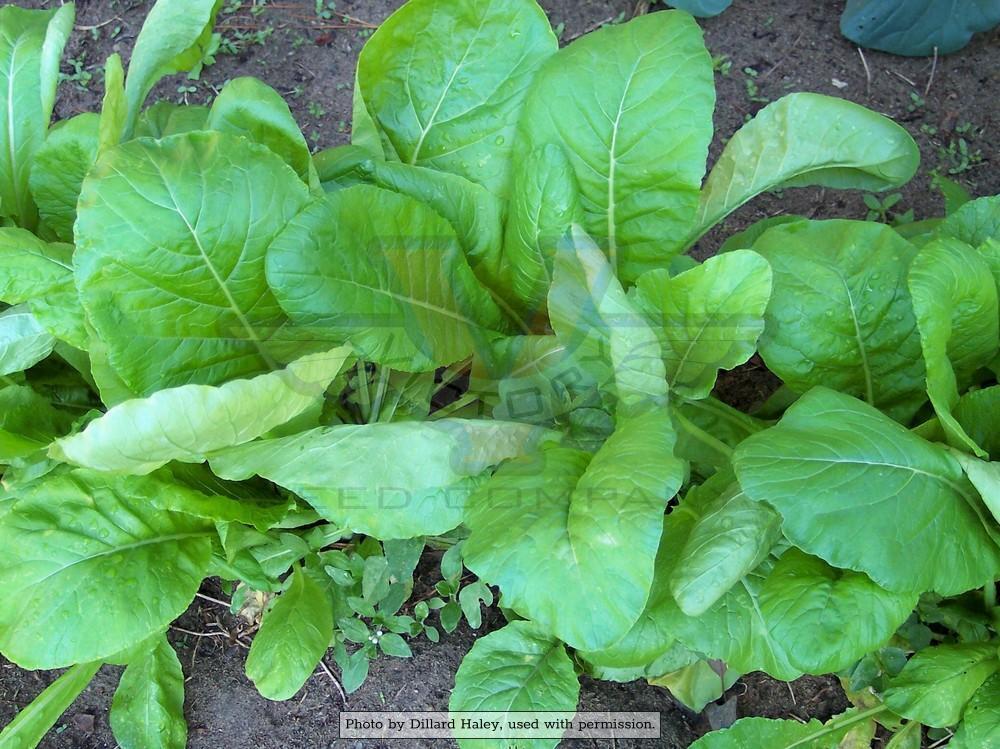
[1,1,998,747]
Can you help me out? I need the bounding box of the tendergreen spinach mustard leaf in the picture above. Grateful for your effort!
[29,113,99,242]
[74,131,311,395]
[322,157,505,290]
[517,11,714,281]
[650,660,741,714]
[464,410,684,651]
[98,53,126,150]
[751,220,926,420]
[0,305,54,376]
[0,661,101,749]
[122,0,222,137]
[206,76,317,188]
[245,566,334,701]
[632,250,772,400]
[0,384,74,461]
[110,635,186,749]
[734,387,1000,595]
[134,101,210,139]
[950,672,1000,747]
[935,194,1000,247]
[688,715,854,749]
[586,643,699,685]
[664,0,733,18]
[354,0,557,197]
[670,482,782,617]
[266,184,507,373]
[209,419,552,539]
[681,94,919,250]
[841,0,1000,56]
[953,453,1000,530]
[501,143,583,317]
[0,226,74,302]
[0,469,213,669]
[51,346,352,474]
[0,4,74,229]
[450,620,579,749]
[549,227,667,420]
[909,238,999,456]
[884,643,999,728]
[954,386,1000,460]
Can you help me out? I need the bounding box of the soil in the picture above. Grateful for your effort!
[2,0,998,746]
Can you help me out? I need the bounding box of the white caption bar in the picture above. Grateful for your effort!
[339,711,661,740]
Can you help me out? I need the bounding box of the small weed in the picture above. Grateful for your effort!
[315,0,336,19]
[938,137,984,175]
[864,192,913,225]
[553,21,565,40]
[308,101,327,119]
[60,55,92,90]
[711,54,732,76]
[743,67,768,104]
[176,84,197,104]
[907,92,925,112]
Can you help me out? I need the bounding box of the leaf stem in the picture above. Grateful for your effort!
[356,361,371,422]
[673,409,734,459]
[369,366,391,424]
[430,392,478,420]
[785,705,889,749]
[986,579,997,610]
[487,287,532,335]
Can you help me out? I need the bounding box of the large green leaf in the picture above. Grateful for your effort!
[210,419,551,539]
[0,305,54,375]
[51,346,351,474]
[29,113,99,242]
[0,384,74,461]
[681,94,919,249]
[110,635,186,749]
[951,673,1000,748]
[841,0,1000,56]
[632,250,772,399]
[670,482,781,616]
[205,76,316,187]
[954,386,1000,460]
[734,387,1000,595]
[355,0,556,197]
[909,238,999,456]
[657,477,914,680]
[935,195,1000,247]
[0,4,74,228]
[752,220,925,419]
[501,143,582,316]
[518,11,714,281]
[884,643,999,728]
[134,102,209,139]
[548,228,666,419]
[266,184,505,372]
[665,0,732,17]
[0,470,213,669]
[689,715,855,749]
[245,566,333,701]
[123,0,221,137]
[75,131,311,394]
[464,410,684,651]
[0,661,101,749]
[449,620,579,749]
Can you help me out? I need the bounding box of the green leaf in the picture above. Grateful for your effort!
[502,143,583,315]
[29,113,99,242]
[246,566,334,701]
[75,131,311,394]
[210,419,552,539]
[266,184,506,372]
[0,661,101,749]
[549,227,667,419]
[650,658,739,713]
[909,238,999,456]
[134,101,210,139]
[954,386,1000,460]
[734,387,1000,595]
[51,346,351,474]
[458,581,491,630]
[665,0,733,17]
[379,632,412,658]
[98,53,126,151]
[123,0,222,137]
[842,0,1000,56]
[683,94,919,249]
[670,483,782,616]
[0,384,74,460]
[336,648,369,693]
[362,555,391,602]
[110,635,186,749]
[518,11,714,280]
[951,672,1000,747]
[0,4,75,228]
[449,620,580,749]
[338,616,370,643]
[884,643,999,728]
[355,0,557,196]
[632,250,772,399]
[935,195,1000,247]
[689,715,856,749]
[464,410,684,651]
[0,469,212,669]
[751,220,925,419]
[0,305,54,375]
[206,76,316,187]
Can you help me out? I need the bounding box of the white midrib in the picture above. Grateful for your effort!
[840,276,875,405]
[606,58,642,275]
[6,33,24,220]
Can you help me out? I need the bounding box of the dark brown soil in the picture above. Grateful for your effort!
[3,0,998,746]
